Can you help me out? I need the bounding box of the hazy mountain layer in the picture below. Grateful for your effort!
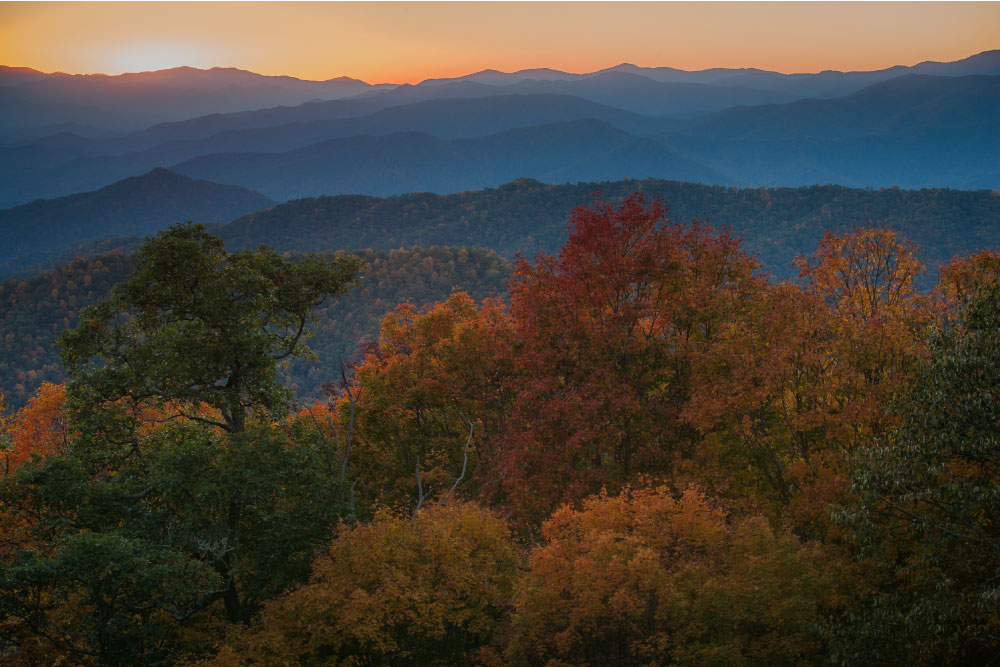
[171,120,727,201]
[1,53,997,208]
[0,94,673,206]
[0,168,273,276]
[0,65,393,139]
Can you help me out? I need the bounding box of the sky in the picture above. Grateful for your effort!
[1,2,998,83]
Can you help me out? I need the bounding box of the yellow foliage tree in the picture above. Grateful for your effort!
[506,485,854,666]
[212,501,522,666]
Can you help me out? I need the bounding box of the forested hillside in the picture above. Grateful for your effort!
[4,176,997,408]
[216,177,1000,281]
[0,246,509,407]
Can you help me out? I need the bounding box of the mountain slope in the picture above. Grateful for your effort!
[210,177,1000,283]
[678,74,1000,141]
[171,119,727,201]
[0,246,511,408]
[0,168,274,275]
[663,75,1000,190]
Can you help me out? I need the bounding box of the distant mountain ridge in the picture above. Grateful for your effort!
[0,168,273,276]
[170,119,728,201]
[208,177,1000,284]
[1,51,997,208]
[416,49,1000,95]
[0,65,395,140]
[4,49,997,143]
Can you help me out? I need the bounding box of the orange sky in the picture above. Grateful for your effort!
[1,2,998,83]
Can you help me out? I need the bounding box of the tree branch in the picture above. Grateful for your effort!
[443,416,474,504]
[412,457,426,522]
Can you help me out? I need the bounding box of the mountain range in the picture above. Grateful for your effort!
[1,50,997,208]
[0,50,997,293]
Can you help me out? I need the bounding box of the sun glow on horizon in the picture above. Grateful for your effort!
[98,43,226,76]
[1,2,997,84]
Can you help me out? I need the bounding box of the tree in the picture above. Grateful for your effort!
[348,292,515,511]
[212,502,522,666]
[505,485,852,666]
[794,227,929,390]
[795,228,924,324]
[832,283,1000,665]
[934,248,1000,321]
[682,282,857,534]
[4,383,69,476]
[497,194,762,526]
[60,222,361,435]
[0,224,361,663]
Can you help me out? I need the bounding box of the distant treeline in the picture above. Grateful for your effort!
[215,177,1000,282]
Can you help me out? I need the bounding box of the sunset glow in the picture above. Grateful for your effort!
[1,2,997,83]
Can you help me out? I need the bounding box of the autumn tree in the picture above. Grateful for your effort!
[212,502,522,666]
[505,485,853,666]
[347,292,515,511]
[934,248,1000,321]
[497,194,762,525]
[675,228,935,536]
[681,282,858,533]
[4,383,69,476]
[795,228,929,412]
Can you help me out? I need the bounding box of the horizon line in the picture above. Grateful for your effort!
[4,47,997,85]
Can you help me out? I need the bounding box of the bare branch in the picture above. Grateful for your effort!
[412,456,426,523]
[444,416,475,505]
[124,486,154,501]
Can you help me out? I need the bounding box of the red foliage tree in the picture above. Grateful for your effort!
[497,194,762,525]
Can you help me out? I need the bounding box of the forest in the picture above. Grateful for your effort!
[0,195,998,665]
[5,176,1000,411]
[0,246,510,408]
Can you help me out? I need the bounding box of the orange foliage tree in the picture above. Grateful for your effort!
[505,485,854,666]
[681,283,858,533]
[794,228,930,435]
[213,502,522,666]
[347,292,516,511]
[6,383,69,475]
[934,248,1000,320]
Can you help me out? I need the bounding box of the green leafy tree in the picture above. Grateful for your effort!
[0,224,361,664]
[60,222,361,434]
[832,283,1000,665]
